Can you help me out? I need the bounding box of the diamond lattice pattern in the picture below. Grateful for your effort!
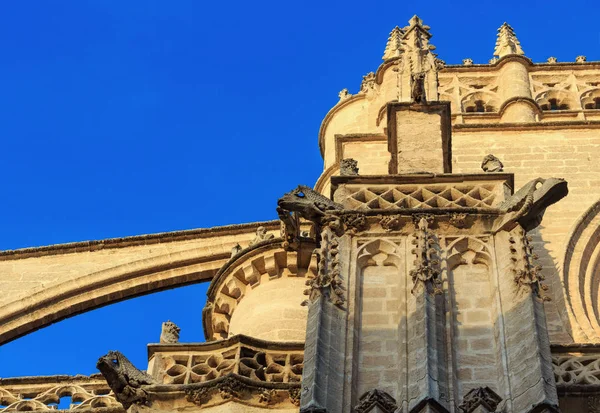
[342,184,497,210]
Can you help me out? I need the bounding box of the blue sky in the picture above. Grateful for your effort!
[0,0,599,379]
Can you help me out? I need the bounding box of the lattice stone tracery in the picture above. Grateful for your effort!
[156,341,304,386]
[553,353,600,385]
[0,383,120,412]
[341,184,499,210]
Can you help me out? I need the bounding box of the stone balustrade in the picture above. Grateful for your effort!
[0,374,121,412]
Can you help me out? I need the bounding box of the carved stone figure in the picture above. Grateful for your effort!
[249,226,275,247]
[340,158,359,176]
[231,243,243,257]
[481,154,504,172]
[277,185,343,224]
[96,351,155,409]
[495,177,568,232]
[160,320,180,343]
[411,72,427,103]
[458,386,502,413]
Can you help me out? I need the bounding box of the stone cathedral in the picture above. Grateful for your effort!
[2,17,600,413]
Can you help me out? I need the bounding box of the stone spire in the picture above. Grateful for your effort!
[382,26,404,60]
[494,22,524,58]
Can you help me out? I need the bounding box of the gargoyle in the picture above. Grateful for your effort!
[97,351,156,409]
[277,185,343,224]
[494,177,568,233]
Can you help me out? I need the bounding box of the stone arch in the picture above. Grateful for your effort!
[581,88,600,109]
[461,91,499,113]
[445,236,492,271]
[0,221,280,346]
[563,201,600,341]
[535,89,577,111]
[0,248,227,346]
[357,238,403,268]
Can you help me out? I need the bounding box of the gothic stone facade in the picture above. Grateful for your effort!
[2,17,600,413]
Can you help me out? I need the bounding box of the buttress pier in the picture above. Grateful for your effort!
[282,101,568,413]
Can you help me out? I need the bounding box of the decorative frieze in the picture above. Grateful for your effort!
[340,183,500,210]
[183,374,301,408]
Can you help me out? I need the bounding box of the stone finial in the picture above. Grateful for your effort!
[338,88,352,101]
[249,226,275,247]
[494,22,525,58]
[160,320,180,344]
[360,72,376,93]
[481,154,504,172]
[463,58,474,66]
[576,55,587,63]
[489,57,498,64]
[547,56,558,63]
[340,158,359,176]
[382,26,405,60]
[458,387,502,413]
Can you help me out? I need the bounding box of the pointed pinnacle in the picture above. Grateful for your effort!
[382,26,404,61]
[494,22,524,58]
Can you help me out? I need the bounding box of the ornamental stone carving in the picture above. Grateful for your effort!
[481,154,504,172]
[410,216,441,294]
[340,158,359,176]
[353,389,398,413]
[159,320,180,343]
[303,226,344,307]
[96,351,155,409]
[458,386,502,413]
[249,226,275,247]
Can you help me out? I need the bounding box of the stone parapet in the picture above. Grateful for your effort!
[0,374,121,413]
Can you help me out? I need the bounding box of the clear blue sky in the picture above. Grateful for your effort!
[0,0,598,379]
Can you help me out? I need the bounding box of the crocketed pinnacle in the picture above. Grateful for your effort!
[494,22,524,58]
[382,26,404,60]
